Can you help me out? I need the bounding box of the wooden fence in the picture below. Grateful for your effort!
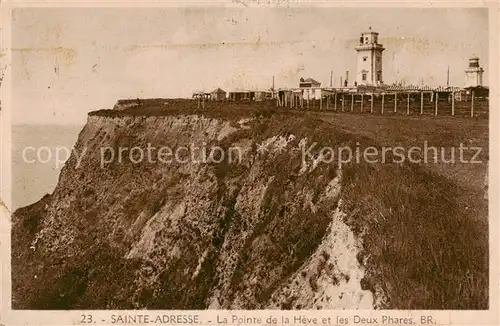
[275,91,488,118]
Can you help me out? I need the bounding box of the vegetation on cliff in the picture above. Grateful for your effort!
[12,103,488,309]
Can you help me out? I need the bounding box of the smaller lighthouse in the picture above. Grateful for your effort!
[464,56,484,87]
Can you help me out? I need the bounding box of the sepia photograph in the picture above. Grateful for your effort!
[1,2,497,320]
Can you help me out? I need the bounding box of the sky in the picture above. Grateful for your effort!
[11,7,489,125]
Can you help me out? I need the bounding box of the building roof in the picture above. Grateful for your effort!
[301,78,321,84]
[211,87,226,93]
[362,26,379,34]
[228,90,252,93]
[464,85,489,90]
[303,78,321,84]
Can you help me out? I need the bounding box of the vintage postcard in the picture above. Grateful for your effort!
[0,0,498,325]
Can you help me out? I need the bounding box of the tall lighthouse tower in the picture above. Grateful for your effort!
[355,27,385,86]
[464,56,484,87]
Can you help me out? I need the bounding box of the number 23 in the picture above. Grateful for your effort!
[80,314,93,323]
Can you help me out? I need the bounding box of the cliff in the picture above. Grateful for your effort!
[11,104,488,309]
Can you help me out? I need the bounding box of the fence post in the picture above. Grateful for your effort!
[420,92,423,115]
[434,92,438,116]
[381,93,385,114]
[320,95,323,110]
[394,92,397,113]
[351,94,354,112]
[371,93,374,113]
[451,92,455,116]
[334,93,337,111]
[407,93,410,115]
[327,94,330,110]
[361,93,364,112]
[342,94,345,112]
[471,91,475,118]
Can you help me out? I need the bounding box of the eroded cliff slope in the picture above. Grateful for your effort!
[12,106,488,309]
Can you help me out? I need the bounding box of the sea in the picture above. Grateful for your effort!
[11,124,83,211]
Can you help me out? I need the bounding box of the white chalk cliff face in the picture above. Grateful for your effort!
[267,201,374,310]
[11,110,380,309]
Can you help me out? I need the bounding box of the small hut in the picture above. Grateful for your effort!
[228,90,252,101]
[464,85,489,99]
[210,88,227,101]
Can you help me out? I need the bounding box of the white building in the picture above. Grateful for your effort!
[355,27,385,86]
[299,77,322,99]
[464,56,484,87]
